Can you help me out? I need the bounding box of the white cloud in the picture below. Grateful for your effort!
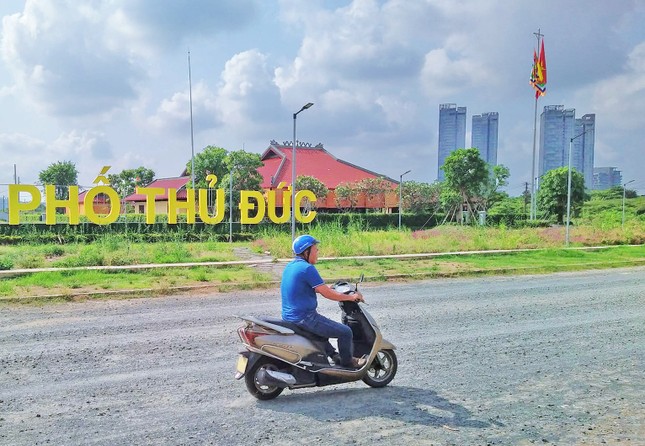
[1,0,644,191]
[147,81,217,134]
[582,42,645,130]
[420,48,487,98]
[1,0,146,117]
[214,49,282,136]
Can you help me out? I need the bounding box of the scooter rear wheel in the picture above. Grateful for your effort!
[245,357,285,400]
[362,349,397,388]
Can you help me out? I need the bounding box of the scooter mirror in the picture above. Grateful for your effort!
[355,273,364,291]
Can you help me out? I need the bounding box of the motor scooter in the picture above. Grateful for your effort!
[234,276,397,400]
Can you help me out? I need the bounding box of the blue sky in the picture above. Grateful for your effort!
[1,0,644,195]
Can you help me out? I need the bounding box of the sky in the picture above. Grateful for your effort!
[1,0,644,197]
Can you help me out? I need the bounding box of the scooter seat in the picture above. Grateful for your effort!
[260,317,329,342]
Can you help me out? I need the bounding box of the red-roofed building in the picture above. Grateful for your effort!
[117,142,397,217]
[124,176,191,215]
[259,141,398,211]
[77,189,111,215]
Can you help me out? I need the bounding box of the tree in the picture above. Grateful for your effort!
[185,146,228,189]
[399,181,441,213]
[108,167,155,197]
[296,175,329,209]
[441,148,489,222]
[335,182,361,211]
[38,161,78,200]
[224,150,264,192]
[591,186,637,201]
[439,188,463,222]
[537,167,585,223]
[220,150,264,218]
[357,177,393,210]
[480,164,510,209]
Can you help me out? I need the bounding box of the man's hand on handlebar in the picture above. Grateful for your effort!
[351,291,365,303]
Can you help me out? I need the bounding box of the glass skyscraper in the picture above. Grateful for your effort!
[539,105,576,178]
[471,112,499,166]
[593,167,622,190]
[539,106,595,189]
[437,103,466,181]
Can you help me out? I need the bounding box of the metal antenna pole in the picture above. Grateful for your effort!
[188,51,195,189]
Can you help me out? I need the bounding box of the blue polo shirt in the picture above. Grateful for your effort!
[280,257,325,322]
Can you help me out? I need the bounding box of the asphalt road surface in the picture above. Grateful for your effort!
[1,267,644,445]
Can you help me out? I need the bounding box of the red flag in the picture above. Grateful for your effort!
[530,40,547,98]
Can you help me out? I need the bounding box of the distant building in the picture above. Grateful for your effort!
[258,141,398,212]
[593,167,622,190]
[538,105,596,189]
[539,105,576,179]
[121,143,399,217]
[437,103,466,181]
[471,112,499,166]
[124,176,191,215]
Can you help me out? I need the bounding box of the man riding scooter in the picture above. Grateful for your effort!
[281,235,367,369]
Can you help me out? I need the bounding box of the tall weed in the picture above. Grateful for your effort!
[153,242,191,264]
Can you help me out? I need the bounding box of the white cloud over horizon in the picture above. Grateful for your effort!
[1,0,644,194]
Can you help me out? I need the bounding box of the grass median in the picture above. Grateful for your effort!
[1,243,643,304]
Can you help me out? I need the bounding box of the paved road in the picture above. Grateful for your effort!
[1,267,643,445]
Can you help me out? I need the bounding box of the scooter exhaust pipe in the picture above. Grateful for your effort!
[256,369,297,388]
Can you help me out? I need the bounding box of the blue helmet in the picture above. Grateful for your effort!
[292,234,320,255]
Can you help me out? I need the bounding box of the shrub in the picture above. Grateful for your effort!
[42,245,65,257]
[15,255,45,269]
[0,257,14,270]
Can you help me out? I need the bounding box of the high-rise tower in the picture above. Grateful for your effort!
[471,112,499,166]
[437,103,466,181]
[539,106,595,188]
[538,105,576,178]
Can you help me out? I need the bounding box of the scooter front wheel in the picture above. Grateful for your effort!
[362,349,397,388]
[245,356,285,400]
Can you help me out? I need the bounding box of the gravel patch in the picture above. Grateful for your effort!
[0,267,643,445]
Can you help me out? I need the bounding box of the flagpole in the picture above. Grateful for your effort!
[530,29,544,220]
[531,95,538,220]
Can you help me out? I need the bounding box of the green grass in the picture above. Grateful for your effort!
[0,265,274,301]
[252,221,645,258]
[314,245,645,282]
[0,238,243,269]
[0,216,643,303]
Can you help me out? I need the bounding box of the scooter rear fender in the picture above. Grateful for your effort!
[234,351,263,380]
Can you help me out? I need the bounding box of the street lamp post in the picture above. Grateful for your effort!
[398,170,411,230]
[291,102,314,242]
[565,129,591,246]
[622,179,635,230]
